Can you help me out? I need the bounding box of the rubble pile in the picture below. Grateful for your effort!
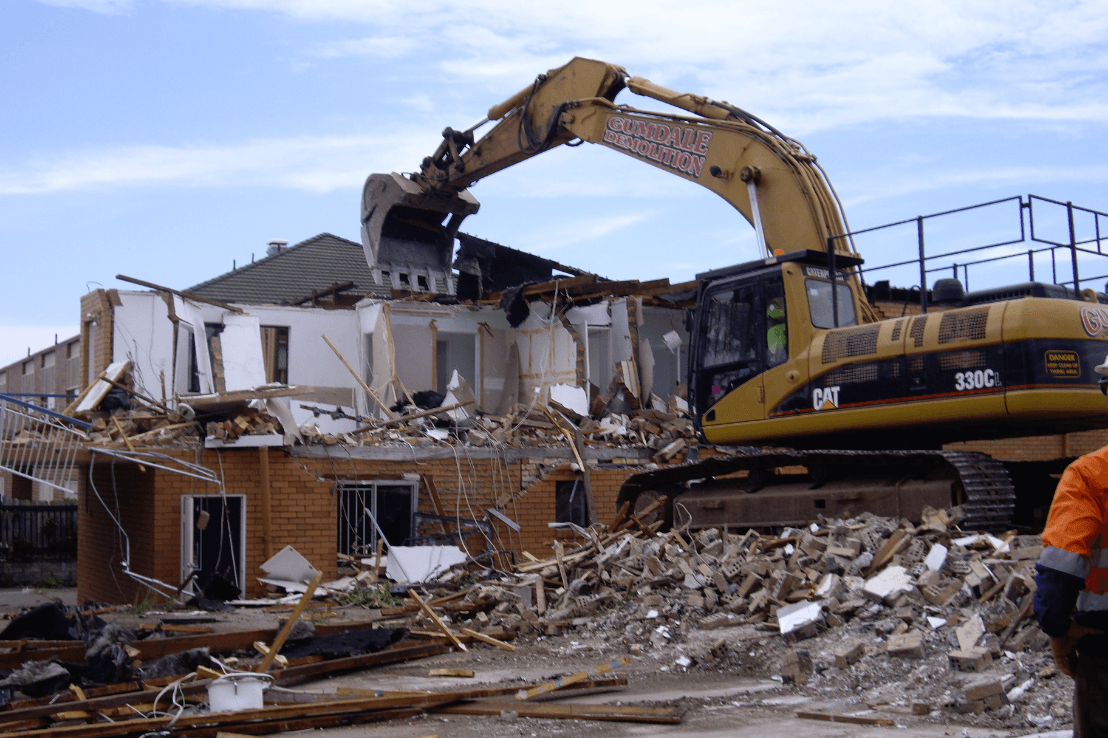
[343,401,696,456]
[358,504,1066,731]
[72,362,696,460]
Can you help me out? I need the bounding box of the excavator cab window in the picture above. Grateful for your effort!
[806,279,857,329]
[697,280,766,407]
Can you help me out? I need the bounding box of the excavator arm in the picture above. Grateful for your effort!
[361,57,868,307]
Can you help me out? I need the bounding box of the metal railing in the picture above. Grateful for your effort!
[0,394,90,498]
[829,194,1108,315]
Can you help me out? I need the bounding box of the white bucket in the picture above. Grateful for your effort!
[206,672,273,713]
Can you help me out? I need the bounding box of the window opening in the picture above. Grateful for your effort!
[435,333,476,395]
[174,323,201,394]
[336,480,417,557]
[587,327,612,392]
[555,479,588,527]
[260,326,289,384]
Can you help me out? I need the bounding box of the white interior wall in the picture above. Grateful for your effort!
[640,306,690,398]
[111,291,175,402]
[231,304,359,392]
[514,302,577,401]
[566,303,612,393]
[609,297,634,367]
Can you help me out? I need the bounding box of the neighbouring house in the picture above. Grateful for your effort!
[0,336,82,500]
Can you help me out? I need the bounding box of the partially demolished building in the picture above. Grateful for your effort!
[67,230,695,604]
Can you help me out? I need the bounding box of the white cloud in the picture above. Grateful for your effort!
[160,0,1108,130]
[0,133,436,195]
[311,36,416,60]
[0,326,79,370]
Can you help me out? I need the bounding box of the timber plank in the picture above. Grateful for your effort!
[435,700,682,724]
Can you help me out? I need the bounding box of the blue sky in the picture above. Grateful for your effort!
[2,0,1107,366]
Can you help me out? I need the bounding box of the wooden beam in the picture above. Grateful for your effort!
[270,642,451,686]
[0,691,461,738]
[257,447,274,561]
[408,589,466,651]
[353,401,472,434]
[516,658,629,700]
[435,701,681,724]
[459,627,515,652]
[115,275,244,314]
[796,711,895,726]
[110,417,145,472]
[257,572,321,672]
[337,676,626,702]
[321,334,396,419]
[0,621,387,670]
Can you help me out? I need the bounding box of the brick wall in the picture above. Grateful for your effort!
[945,428,1108,462]
[77,444,648,605]
[80,290,115,391]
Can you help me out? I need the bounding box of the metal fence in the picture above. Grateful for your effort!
[0,500,78,562]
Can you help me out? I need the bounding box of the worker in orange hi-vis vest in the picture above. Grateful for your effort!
[1035,355,1108,737]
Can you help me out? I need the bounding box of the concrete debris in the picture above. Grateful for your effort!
[328,503,1054,732]
[68,365,697,462]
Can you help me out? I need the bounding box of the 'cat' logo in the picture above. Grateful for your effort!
[813,386,840,411]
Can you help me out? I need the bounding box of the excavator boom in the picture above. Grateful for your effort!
[361,57,868,308]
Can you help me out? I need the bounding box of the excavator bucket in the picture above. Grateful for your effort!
[360,172,480,274]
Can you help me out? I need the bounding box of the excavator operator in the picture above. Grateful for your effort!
[1035,360,1108,737]
[766,299,787,366]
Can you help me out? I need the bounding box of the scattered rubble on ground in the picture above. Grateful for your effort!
[1,501,1068,734]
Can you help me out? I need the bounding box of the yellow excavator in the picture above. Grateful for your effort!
[361,57,1108,530]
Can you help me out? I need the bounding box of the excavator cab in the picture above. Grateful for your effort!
[689,249,864,426]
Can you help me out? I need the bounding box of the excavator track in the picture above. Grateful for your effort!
[617,448,1017,532]
[937,451,1018,531]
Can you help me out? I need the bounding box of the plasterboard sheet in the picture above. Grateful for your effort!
[549,383,589,417]
[220,313,266,392]
[385,545,467,583]
[443,370,476,420]
[266,397,303,445]
[76,361,131,413]
[260,545,320,584]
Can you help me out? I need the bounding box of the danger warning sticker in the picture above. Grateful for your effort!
[1045,350,1081,378]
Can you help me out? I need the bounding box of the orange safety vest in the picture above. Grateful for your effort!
[1040,444,1108,612]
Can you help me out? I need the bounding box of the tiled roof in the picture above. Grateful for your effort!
[186,233,391,304]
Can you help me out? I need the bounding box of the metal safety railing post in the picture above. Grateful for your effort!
[917,216,928,314]
[1069,201,1080,291]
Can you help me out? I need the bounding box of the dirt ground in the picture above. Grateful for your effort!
[0,588,1075,738]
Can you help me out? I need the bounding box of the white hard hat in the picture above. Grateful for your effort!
[1097,355,1108,377]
